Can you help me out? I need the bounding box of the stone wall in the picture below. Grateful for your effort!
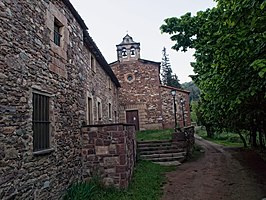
[160,85,191,129]
[172,126,195,159]
[0,0,119,199]
[81,124,136,188]
[111,59,163,130]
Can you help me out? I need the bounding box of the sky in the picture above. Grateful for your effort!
[70,0,216,83]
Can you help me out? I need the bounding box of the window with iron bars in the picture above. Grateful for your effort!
[32,93,50,152]
[54,18,62,46]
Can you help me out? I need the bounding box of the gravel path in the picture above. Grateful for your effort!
[161,137,266,200]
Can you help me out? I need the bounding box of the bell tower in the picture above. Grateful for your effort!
[116,34,140,62]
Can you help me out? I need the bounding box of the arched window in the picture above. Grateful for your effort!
[122,48,127,57]
[130,47,135,57]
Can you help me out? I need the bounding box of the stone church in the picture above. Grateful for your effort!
[111,35,191,130]
[0,0,191,199]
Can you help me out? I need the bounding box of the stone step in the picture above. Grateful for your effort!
[144,155,185,162]
[137,140,172,144]
[140,152,186,159]
[138,145,178,152]
[137,142,173,148]
[154,161,182,166]
[139,148,184,155]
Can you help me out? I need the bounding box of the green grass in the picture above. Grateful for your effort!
[136,129,174,141]
[197,129,243,147]
[64,160,176,200]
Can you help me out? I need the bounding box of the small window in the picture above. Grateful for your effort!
[32,93,50,152]
[125,73,135,83]
[108,103,112,120]
[91,55,96,73]
[87,97,93,124]
[127,75,133,81]
[114,111,117,123]
[108,78,112,90]
[97,101,102,121]
[54,18,62,46]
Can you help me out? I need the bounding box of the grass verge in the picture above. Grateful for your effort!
[136,129,174,141]
[196,128,243,147]
[64,160,176,200]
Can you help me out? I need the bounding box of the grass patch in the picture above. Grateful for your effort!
[197,128,243,147]
[136,129,174,141]
[64,160,175,200]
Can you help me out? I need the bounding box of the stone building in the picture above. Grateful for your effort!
[0,0,125,199]
[110,35,191,130]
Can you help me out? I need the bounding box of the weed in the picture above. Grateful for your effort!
[64,160,175,200]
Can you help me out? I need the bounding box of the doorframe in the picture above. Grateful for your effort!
[125,109,140,131]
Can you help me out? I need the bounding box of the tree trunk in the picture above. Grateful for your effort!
[206,125,214,138]
[258,120,265,149]
[250,124,257,148]
[238,132,247,148]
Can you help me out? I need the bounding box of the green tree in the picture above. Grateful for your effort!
[161,47,182,88]
[161,0,266,147]
[182,81,200,102]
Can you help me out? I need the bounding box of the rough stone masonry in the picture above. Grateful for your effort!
[0,0,127,199]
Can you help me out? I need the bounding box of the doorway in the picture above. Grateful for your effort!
[126,110,139,130]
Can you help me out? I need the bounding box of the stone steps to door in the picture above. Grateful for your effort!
[137,140,186,166]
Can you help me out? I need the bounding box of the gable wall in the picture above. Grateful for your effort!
[111,60,163,130]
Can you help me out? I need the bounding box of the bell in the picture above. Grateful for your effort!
[122,51,127,56]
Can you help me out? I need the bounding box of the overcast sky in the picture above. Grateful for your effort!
[70,0,216,83]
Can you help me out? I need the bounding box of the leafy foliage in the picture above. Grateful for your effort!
[161,0,266,148]
[181,81,200,102]
[161,47,182,88]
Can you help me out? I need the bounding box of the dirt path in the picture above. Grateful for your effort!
[162,137,266,200]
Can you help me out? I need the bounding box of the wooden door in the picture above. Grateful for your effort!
[126,110,139,130]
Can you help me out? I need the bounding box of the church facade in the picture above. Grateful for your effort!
[110,35,191,130]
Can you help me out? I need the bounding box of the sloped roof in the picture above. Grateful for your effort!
[161,85,190,94]
[62,0,120,87]
[109,58,160,66]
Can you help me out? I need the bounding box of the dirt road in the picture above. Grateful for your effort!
[162,137,266,200]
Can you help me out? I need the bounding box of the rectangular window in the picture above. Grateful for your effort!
[114,111,117,123]
[32,93,50,152]
[108,78,112,90]
[97,101,102,121]
[91,55,96,73]
[108,103,112,119]
[87,97,92,124]
[54,18,62,46]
